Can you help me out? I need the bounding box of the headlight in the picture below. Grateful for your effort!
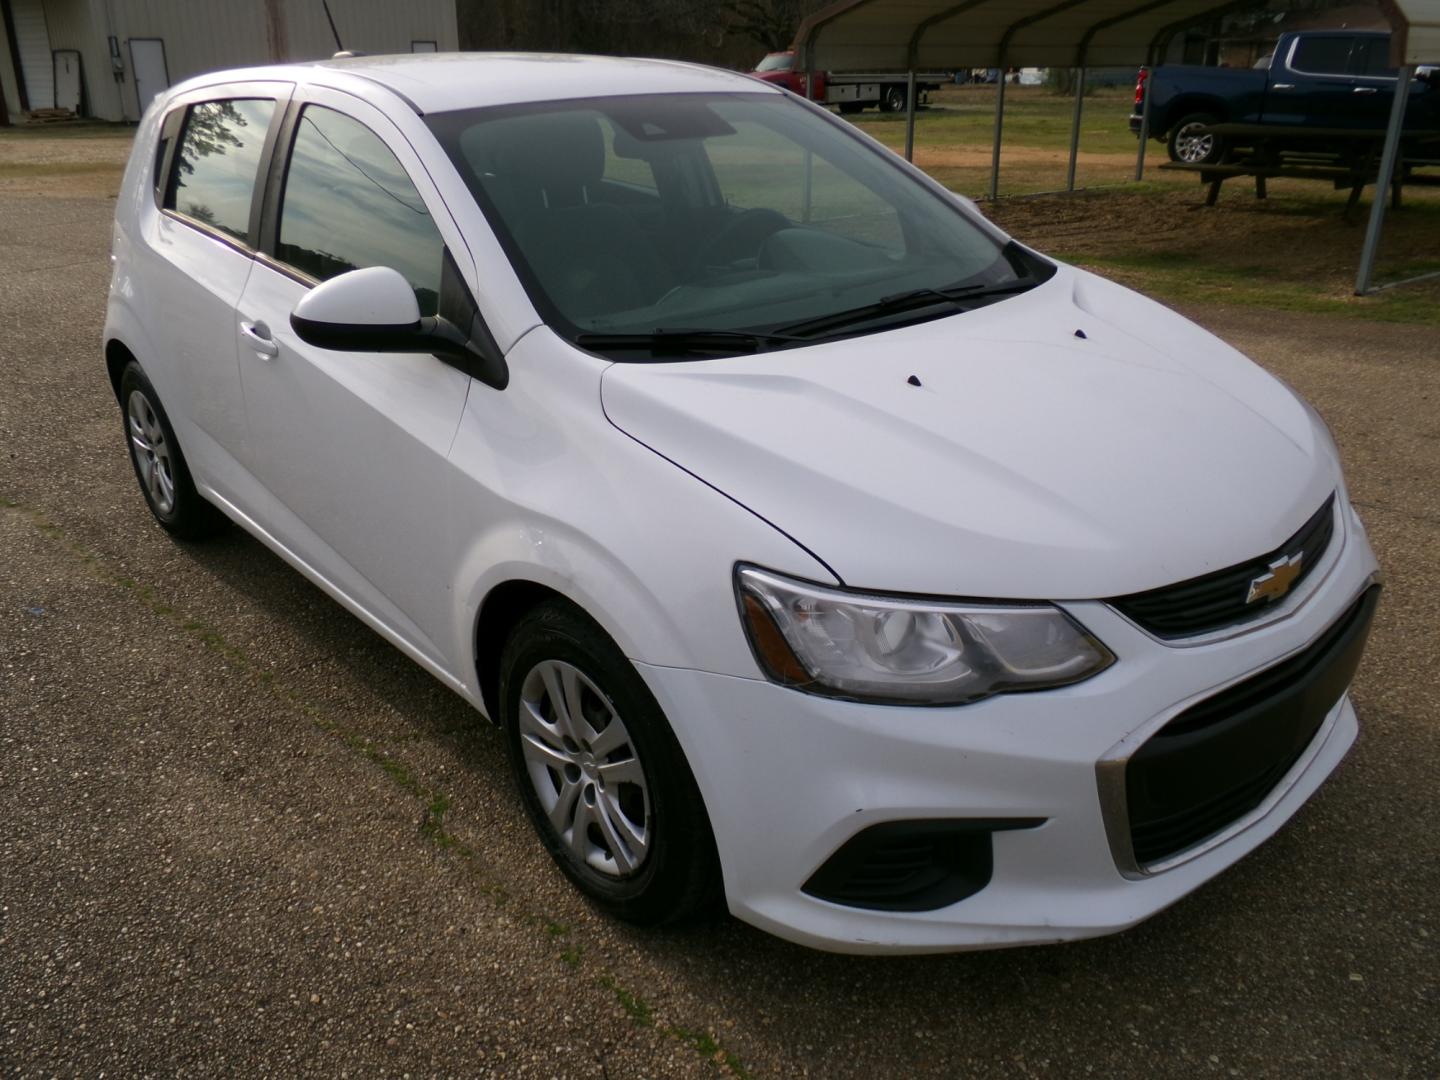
[735,565,1114,706]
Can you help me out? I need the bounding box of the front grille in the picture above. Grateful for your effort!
[1110,495,1336,639]
[1125,584,1379,867]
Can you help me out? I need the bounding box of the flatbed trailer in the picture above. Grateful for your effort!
[750,51,947,114]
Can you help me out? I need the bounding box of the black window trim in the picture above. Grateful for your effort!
[254,94,508,388]
[159,86,293,254]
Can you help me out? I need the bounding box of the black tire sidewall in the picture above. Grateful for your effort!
[1168,113,1225,165]
[498,601,719,925]
[117,362,222,540]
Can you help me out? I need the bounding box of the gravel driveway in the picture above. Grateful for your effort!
[2,182,1437,1077]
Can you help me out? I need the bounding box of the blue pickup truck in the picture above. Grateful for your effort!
[1131,30,1440,164]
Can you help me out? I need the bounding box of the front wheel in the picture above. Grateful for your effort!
[1167,113,1225,165]
[499,600,721,925]
[838,101,865,115]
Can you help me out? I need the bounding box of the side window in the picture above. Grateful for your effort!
[1351,38,1397,78]
[277,105,444,315]
[705,119,904,253]
[166,98,275,242]
[1291,36,1354,76]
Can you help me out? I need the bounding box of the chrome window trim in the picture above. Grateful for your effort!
[1095,570,1379,880]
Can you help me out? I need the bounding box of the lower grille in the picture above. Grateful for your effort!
[1125,584,1379,867]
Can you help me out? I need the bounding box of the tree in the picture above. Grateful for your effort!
[723,0,812,52]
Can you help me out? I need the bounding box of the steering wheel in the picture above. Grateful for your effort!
[690,208,790,274]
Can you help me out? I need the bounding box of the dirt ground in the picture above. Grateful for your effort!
[0,125,132,198]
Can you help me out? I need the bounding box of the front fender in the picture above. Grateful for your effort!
[446,328,836,706]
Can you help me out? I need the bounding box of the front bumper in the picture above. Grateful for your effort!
[637,502,1379,953]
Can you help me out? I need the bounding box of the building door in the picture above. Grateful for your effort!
[128,38,168,117]
[11,0,54,109]
[53,50,81,114]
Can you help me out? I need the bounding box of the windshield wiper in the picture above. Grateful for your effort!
[775,279,1037,340]
[574,327,807,356]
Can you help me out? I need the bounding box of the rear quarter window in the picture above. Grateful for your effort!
[165,98,276,242]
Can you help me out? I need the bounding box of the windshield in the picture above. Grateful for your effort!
[427,92,1049,357]
[756,53,795,72]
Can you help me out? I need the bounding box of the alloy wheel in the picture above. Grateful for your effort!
[127,389,176,515]
[517,659,651,877]
[1175,122,1216,164]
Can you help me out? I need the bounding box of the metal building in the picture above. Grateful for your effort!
[0,0,459,124]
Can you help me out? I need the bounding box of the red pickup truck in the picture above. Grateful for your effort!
[750,51,946,114]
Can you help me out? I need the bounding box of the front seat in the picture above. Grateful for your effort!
[464,113,673,319]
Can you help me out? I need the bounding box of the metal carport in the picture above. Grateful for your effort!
[791,0,1440,294]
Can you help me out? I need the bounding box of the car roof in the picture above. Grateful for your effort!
[167,53,780,116]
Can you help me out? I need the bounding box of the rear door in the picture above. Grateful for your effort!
[1345,36,1428,130]
[234,87,474,671]
[142,83,289,491]
[1269,34,1356,127]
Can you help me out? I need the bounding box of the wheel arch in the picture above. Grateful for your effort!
[1162,96,1229,137]
[473,577,576,723]
[105,337,138,401]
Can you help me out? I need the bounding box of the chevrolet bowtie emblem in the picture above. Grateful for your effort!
[1247,552,1304,605]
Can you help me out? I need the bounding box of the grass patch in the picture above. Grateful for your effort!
[1058,249,1440,325]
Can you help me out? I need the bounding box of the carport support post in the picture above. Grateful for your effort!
[1066,67,1086,191]
[1355,65,1414,295]
[904,69,917,162]
[988,69,1007,200]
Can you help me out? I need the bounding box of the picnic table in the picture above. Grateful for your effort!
[1159,122,1440,217]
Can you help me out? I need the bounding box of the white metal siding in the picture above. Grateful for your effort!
[11,0,54,109]
[279,0,460,60]
[42,0,111,118]
[100,0,458,120]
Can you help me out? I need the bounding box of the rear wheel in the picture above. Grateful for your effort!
[118,362,227,540]
[880,84,908,113]
[499,600,721,925]
[1167,112,1225,165]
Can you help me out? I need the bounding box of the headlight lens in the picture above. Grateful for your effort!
[736,565,1114,706]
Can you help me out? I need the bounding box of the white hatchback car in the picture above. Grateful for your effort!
[106,53,1380,953]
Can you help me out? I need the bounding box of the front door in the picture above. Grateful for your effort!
[53,50,81,113]
[129,38,168,117]
[235,92,473,672]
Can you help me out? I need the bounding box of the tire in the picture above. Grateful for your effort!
[499,600,721,925]
[1167,112,1225,165]
[118,361,227,540]
[838,101,865,115]
[880,84,908,113]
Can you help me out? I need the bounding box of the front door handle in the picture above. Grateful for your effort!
[1352,86,1379,94]
[240,320,279,358]
[1272,83,1295,90]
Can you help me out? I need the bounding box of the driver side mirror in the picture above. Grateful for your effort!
[290,265,508,390]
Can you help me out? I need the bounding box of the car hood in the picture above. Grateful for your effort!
[600,265,1339,599]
